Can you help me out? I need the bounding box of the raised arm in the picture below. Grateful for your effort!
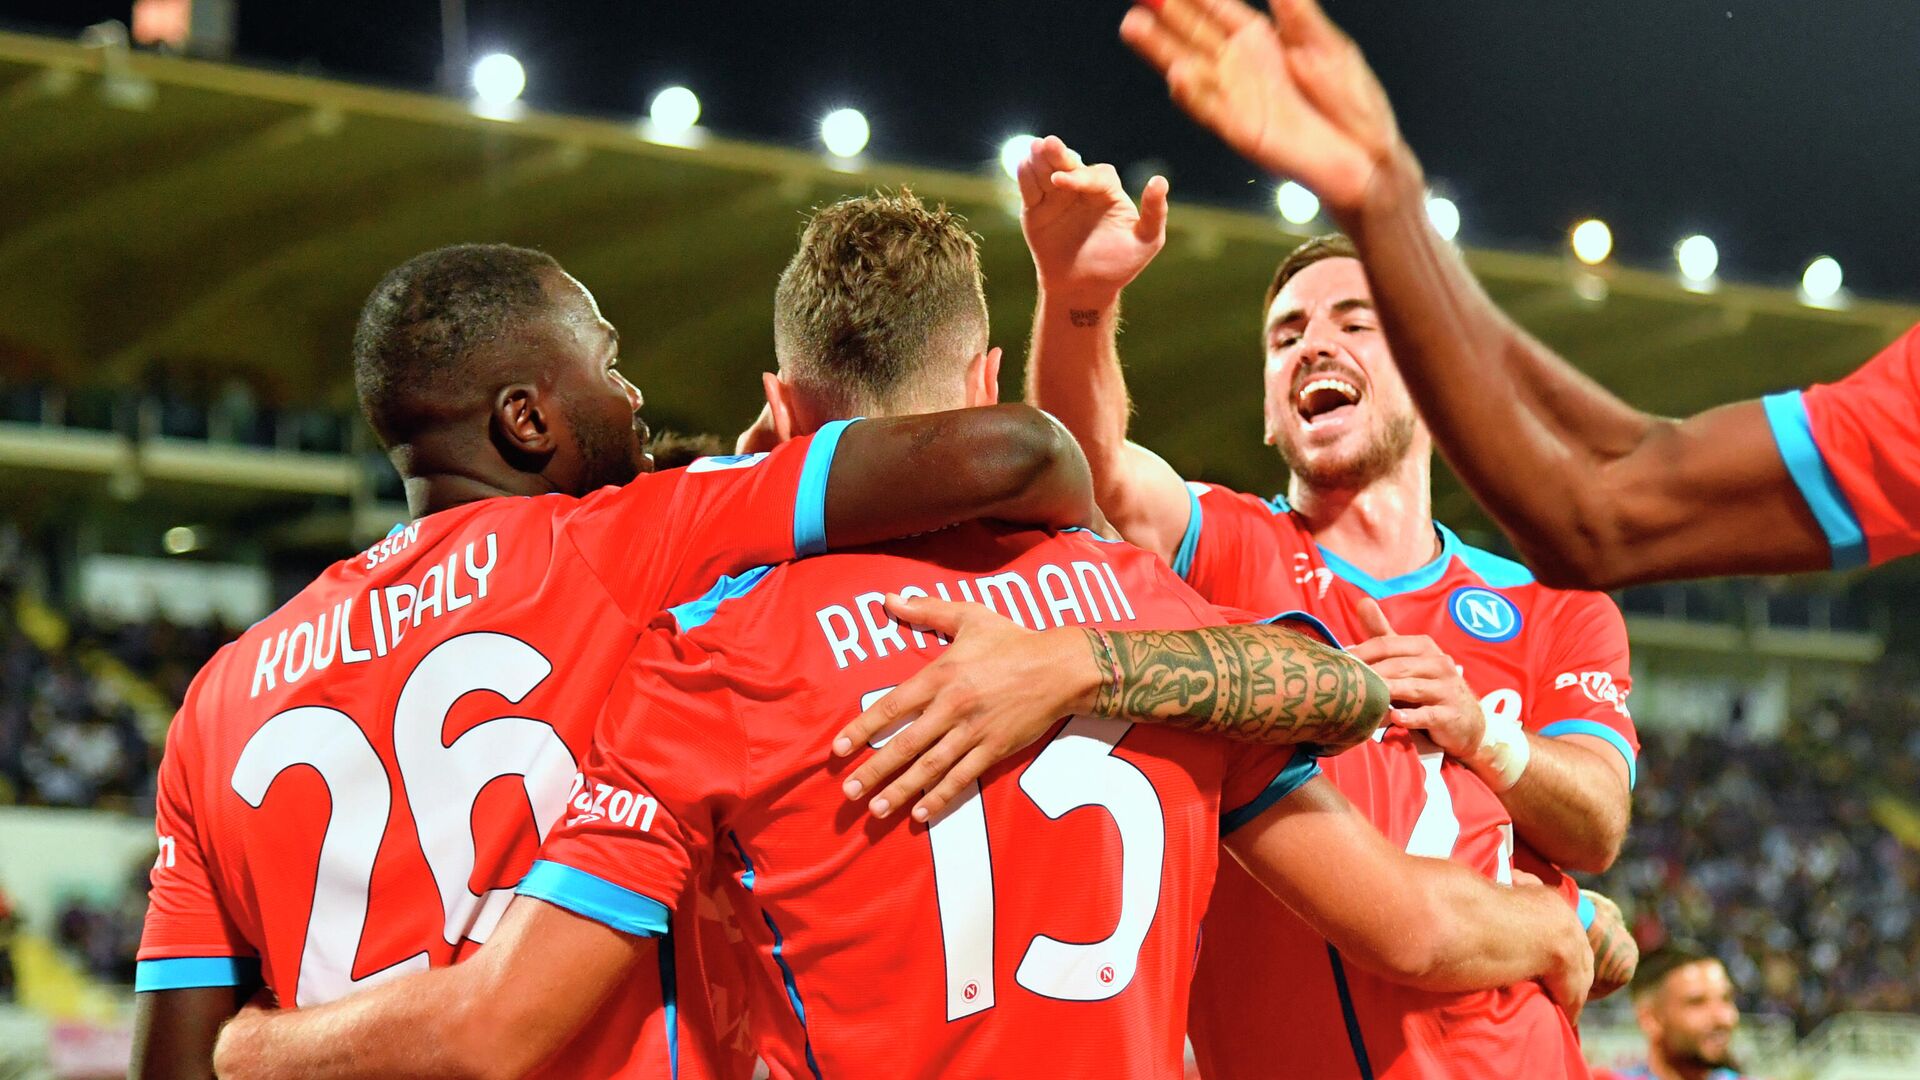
[212,898,646,1080]
[831,593,1387,823]
[824,403,1099,542]
[1119,0,1831,588]
[1224,775,1591,1013]
[1016,136,1195,561]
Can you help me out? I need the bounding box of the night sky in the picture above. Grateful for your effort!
[5,1,1917,300]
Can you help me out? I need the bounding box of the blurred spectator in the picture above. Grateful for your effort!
[1593,706,1920,1035]
[0,885,18,1003]
[1594,943,1757,1080]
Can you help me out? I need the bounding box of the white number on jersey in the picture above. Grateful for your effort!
[231,632,573,1006]
[863,685,1169,1022]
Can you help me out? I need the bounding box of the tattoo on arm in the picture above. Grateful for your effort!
[1086,624,1388,749]
[1068,308,1103,327]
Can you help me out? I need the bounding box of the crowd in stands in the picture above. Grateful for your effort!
[1591,676,1920,1035]
[0,559,230,815]
[3,542,1917,1028]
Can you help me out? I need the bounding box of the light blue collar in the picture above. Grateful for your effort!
[1316,522,1462,600]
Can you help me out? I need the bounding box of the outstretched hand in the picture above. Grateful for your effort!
[1119,0,1402,215]
[1018,135,1170,304]
[829,593,1099,823]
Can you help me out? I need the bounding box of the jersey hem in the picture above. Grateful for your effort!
[516,859,670,937]
[133,955,260,992]
[1539,719,1638,789]
[1762,390,1868,569]
[1221,754,1321,835]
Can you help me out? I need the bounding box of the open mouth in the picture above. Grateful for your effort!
[1295,375,1362,425]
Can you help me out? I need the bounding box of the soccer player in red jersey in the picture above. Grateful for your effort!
[1121,0,1920,589]
[210,191,1590,1080]
[129,243,1107,1080]
[995,140,1635,1079]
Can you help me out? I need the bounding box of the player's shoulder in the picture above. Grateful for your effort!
[1191,480,1296,522]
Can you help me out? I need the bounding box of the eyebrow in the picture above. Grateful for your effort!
[1267,297,1375,334]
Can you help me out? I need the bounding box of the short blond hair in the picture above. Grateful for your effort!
[774,189,989,414]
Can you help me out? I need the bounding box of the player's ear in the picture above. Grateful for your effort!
[965,347,1003,408]
[762,372,799,444]
[495,383,558,457]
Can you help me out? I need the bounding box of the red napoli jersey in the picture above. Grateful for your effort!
[1764,322,1920,569]
[1172,483,1635,1080]
[523,524,1318,1080]
[135,422,861,1080]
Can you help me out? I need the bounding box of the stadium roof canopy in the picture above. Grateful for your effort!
[3,29,1916,520]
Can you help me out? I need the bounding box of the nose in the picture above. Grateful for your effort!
[616,371,643,412]
[1298,317,1340,360]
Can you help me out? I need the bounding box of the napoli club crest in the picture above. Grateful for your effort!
[1449,586,1522,642]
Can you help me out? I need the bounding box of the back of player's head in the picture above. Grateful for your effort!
[774,189,990,416]
[1631,942,1717,1001]
[353,243,562,448]
[646,431,731,471]
[1265,233,1360,315]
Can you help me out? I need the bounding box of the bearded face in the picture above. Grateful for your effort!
[1260,257,1423,492]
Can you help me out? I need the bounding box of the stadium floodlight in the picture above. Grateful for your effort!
[649,86,700,138]
[1426,195,1460,242]
[999,134,1037,181]
[820,108,870,159]
[1275,181,1319,225]
[470,53,525,107]
[1675,234,1719,284]
[1801,255,1843,304]
[1570,219,1613,265]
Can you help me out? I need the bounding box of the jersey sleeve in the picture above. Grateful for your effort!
[517,633,743,937]
[565,420,861,622]
[1764,323,1920,569]
[1167,478,1320,595]
[1531,591,1639,789]
[135,707,260,992]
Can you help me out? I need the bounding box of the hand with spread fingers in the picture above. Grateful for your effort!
[1018,134,1170,305]
[831,592,1098,824]
[1585,889,1640,1000]
[1119,0,1403,215]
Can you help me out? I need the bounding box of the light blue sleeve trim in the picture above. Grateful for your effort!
[1762,391,1867,570]
[134,956,260,992]
[668,564,775,631]
[516,859,671,938]
[1258,609,1344,649]
[793,418,861,557]
[1171,484,1204,579]
[1221,754,1321,835]
[1540,719,1638,790]
[1576,892,1597,931]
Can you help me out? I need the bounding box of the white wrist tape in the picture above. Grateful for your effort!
[1471,712,1531,791]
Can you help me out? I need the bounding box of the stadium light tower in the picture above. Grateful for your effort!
[471,52,525,108]
[821,108,870,159]
[1675,234,1719,286]
[1275,181,1319,225]
[1426,195,1460,242]
[1801,255,1843,305]
[649,86,700,137]
[1570,219,1612,265]
[999,134,1037,181]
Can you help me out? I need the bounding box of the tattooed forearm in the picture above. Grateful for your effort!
[1085,623,1388,751]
